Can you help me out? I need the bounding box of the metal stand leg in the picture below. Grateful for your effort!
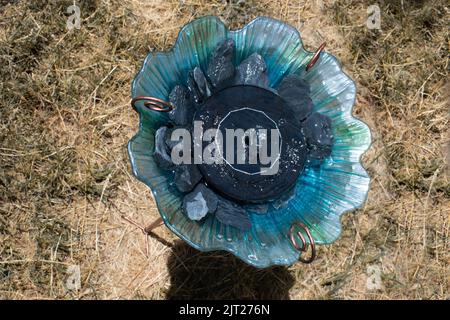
[144,217,164,234]
[122,216,165,257]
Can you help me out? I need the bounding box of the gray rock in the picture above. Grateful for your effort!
[153,126,174,170]
[207,39,235,88]
[168,85,194,126]
[272,186,296,210]
[277,74,312,122]
[244,203,269,215]
[174,165,202,193]
[164,125,190,151]
[187,67,212,104]
[306,144,332,160]
[278,74,310,95]
[183,184,218,221]
[164,127,178,151]
[302,112,333,160]
[234,53,269,88]
[215,197,251,230]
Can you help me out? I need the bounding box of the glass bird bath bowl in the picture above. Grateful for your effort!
[128,16,371,268]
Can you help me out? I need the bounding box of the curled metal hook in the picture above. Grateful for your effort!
[131,96,173,112]
[288,222,316,264]
[306,42,326,72]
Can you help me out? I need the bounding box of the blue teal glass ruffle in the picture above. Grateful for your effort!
[128,16,371,268]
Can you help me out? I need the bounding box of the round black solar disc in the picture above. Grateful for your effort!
[194,85,307,203]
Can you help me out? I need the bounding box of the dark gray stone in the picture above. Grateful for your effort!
[302,112,333,160]
[277,74,312,122]
[164,126,189,151]
[207,39,235,88]
[164,127,178,151]
[153,126,174,170]
[272,186,296,210]
[187,67,212,104]
[303,112,333,146]
[244,203,269,215]
[174,165,202,193]
[308,146,332,160]
[168,85,194,126]
[183,184,218,221]
[234,53,269,88]
[278,74,310,95]
[215,197,251,230]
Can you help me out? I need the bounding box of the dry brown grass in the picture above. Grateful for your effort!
[0,0,448,299]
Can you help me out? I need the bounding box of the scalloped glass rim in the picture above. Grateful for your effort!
[128,16,372,268]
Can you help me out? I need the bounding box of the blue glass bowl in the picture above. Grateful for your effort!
[128,16,371,268]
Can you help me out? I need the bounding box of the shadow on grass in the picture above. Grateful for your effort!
[165,241,295,300]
